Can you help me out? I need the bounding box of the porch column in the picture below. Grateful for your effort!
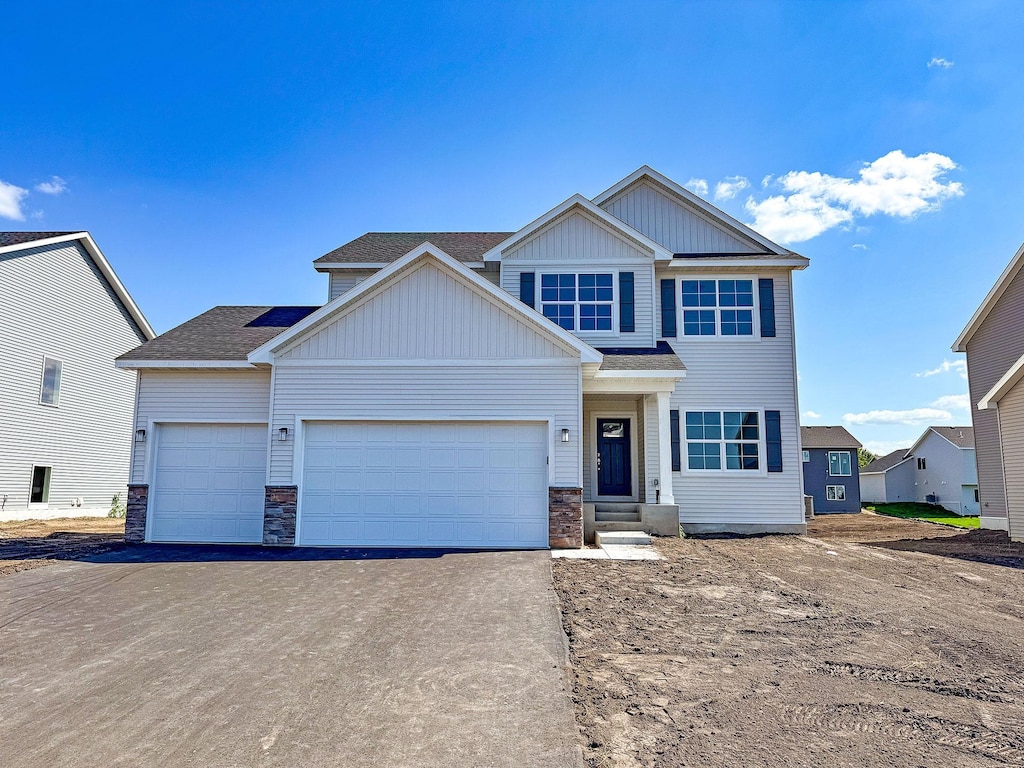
[655,390,676,504]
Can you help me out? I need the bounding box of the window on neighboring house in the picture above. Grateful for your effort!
[828,451,852,476]
[826,484,846,501]
[685,410,760,471]
[540,273,614,331]
[974,488,980,502]
[30,466,51,504]
[40,357,62,406]
[681,279,754,336]
[802,450,810,462]
[917,457,927,470]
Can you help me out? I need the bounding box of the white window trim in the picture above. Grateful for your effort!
[39,356,63,407]
[29,465,52,507]
[828,450,852,477]
[675,275,761,341]
[826,484,846,501]
[682,407,767,476]
[802,449,810,462]
[538,271,618,334]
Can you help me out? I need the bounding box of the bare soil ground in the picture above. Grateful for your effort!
[553,512,1024,767]
[0,517,125,577]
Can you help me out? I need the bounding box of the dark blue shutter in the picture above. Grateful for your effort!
[759,278,776,337]
[520,272,535,308]
[670,409,681,472]
[766,410,783,473]
[619,272,635,332]
[660,279,676,337]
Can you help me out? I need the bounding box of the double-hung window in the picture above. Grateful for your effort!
[541,273,613,331]
[828,451,852,477]
[682,279,754,336]
[685,410,760,471]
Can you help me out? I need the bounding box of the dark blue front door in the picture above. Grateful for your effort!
[597,419,632,497]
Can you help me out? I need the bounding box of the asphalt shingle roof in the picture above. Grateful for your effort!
[595,342,687,372]
[315,232,513,265]
[117,306,319,361]
[929,426,975,449]
[800,426,862,449]
[0,231,78,247]
[861,449,913,474]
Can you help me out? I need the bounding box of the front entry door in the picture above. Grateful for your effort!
[597,419,632,497]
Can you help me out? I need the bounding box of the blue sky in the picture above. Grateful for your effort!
[3,1,1022,456]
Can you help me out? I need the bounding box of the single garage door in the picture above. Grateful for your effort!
[149,423,267,543]
[299,421,549,548]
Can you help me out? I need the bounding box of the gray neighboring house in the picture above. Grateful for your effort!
[859,426,978,516]
[800,426,862,513]
[0,232,154,520]
[954,241,1024,540]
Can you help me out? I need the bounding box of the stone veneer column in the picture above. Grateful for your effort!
[548,486,583,549]
[125,484,149,543]
[263,485,298,545]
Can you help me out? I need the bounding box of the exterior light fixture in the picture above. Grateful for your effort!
[135,428,146,442]
[561,428,570,443]
[278,427,289,442]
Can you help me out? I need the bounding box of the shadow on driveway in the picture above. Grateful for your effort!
[86,542,533,563]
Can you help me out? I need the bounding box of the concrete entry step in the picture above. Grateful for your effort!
[595,510,642,522]
[596,530,652,547]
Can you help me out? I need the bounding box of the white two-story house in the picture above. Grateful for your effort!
[116,167,808,548]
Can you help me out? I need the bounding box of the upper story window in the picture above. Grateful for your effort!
[828,451,852,477]
[685,410,760,471]
[40,357,62,406]
[541,273,613,331]
[682,279,754,336]
[917,457,926,470]
[802,450,810,462]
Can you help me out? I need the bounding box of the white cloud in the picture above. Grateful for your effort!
[931,394,970,411]
[852,243,868,250]
[0,180,29,221]
[863,440,912,458]
[843,407,951,426]
[802,410,822,420]
[928,57,954,69]
[743,150,964,244]
[916,359,968,380]
[35,176,67,195]
[761,174,773,188]
[714,176,750,201]
[685,178,709,196]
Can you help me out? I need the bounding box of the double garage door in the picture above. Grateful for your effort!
[148,421,549,548]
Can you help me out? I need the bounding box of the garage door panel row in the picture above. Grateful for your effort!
[301,518,548,547]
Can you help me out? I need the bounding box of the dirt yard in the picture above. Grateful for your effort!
[553,512,1024,767]
[0,517,125,577]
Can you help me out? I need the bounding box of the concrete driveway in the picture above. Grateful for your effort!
[0,546,582,767]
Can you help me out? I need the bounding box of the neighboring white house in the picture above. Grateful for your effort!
[116,167,809,549]
[0,232,154,520]
[859,426,978,515]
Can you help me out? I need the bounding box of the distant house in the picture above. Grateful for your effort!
[859,427,978,516]
[800,426,862,513]
[0,232,153,520]
[953,241,1024,540]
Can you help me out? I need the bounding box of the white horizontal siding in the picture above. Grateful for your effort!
[663,269,803,525]
[269,365,582,487]
[285,262,575,360]
[601,180,758,254]
[0,241,147,517]
[912,432,971,513]
[328,269,377,301]
[131,370,272,484]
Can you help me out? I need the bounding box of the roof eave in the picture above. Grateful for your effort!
[953,241,1024,352]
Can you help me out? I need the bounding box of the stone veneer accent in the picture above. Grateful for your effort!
[549,486,583,549]
[263,485,298,545]
[125,484,149,543]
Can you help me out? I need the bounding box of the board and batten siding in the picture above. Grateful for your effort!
[966,261,1024,524]
[0,241,147,518]
[269,365,582,487]
[660,268,804,526]
[600,180,759,254]
[130,370,272,484]
[996,380,1024,540]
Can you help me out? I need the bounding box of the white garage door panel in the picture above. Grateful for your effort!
[150,424,267,543]
[299,422,549,548]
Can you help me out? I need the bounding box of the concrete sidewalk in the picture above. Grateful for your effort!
[0,548,582,767]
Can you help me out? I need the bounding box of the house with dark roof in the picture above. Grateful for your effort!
[115,167,809,549]
[859,426,978,516]
[0,232,153,520]
[800,426,862,513]
[954,241,1024,539]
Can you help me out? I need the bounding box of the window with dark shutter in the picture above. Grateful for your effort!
[766,410,783,472]
[759,278,776,338]
[660,279,677,337]
[619,272,634,332]
[670,409,681,471]
[520,272,535,308]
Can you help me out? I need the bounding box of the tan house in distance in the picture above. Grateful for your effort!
[953,241,1024,541]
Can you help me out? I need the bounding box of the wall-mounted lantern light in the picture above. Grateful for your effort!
[135,428,146,443]
[278,427,289,442]
[561,428,570,443]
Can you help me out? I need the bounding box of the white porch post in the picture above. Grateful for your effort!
[655,390,676,505]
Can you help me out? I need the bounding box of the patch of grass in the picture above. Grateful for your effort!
[864,502,980,529]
